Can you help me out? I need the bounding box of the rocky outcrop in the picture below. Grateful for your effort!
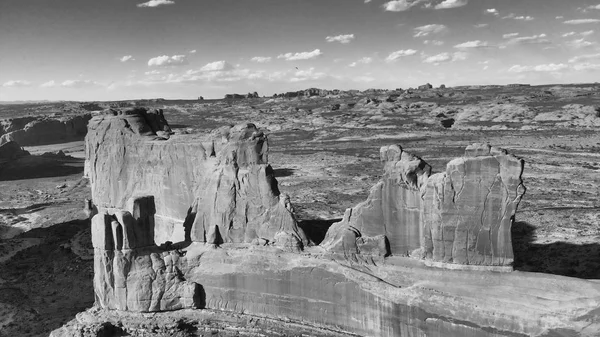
[322,143,525,267]
[0,113,92,146]
[92,196,202,312]
[86,107,307,247]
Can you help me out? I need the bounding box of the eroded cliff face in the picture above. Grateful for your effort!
[0,113,91,146]
[322,143,525,267]
[92,196,202,312]
[85,107,307,247]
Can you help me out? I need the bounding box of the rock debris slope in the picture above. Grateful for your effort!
[322,143,525,267]
[85,107,307,247]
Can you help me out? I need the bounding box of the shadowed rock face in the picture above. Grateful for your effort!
[85,107,307,247]
[322,143,525,267]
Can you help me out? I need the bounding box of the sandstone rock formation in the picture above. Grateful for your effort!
[92,196,202,312]
[0,113,92,146]
[86,107,307,247]
[322,143,525,267]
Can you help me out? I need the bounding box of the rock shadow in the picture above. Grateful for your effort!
[512,221,600,279]
[298,218,341,245]
[273,168,295,178]
[0,156,84,181]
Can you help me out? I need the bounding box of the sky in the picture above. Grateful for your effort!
[1,0,600,101]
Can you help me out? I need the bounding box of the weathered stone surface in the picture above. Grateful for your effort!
[0,113,91,146]
[322,143,524,267]
[86,108,307,246]
[92,196,202,312]
[322,145,431,257]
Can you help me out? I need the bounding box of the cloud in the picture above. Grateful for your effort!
[40,80,56,88]
[120,55,135,62]
[385,49,417,62]
[568,38,596,48]
[61,79,101,88]
[434,0,468,10]
[568,53,600,63]
[562,32,576,37]
[289,67,328,82]
[588,5,600,10]
[486,8,498,15]
[147,55,188,67]
[277,49,323,61]
[349,57,373,67]
[503,33,520,38]
[326,34,355,44]
[564,19,600,24]
[474,23,489,28]
[2,80,32,87]
[250,56,272,63]
[508,63,568,73]
[503,13,534,21]
[382,0,421,12]
[137,0,174,8]
[189,50,197,54]
[413,24,447,37]
[556,16,564,19]
[424,40,444,45]
[422,51,467,63]
[144,70,161,75]
[199,60,234,72]
[572,62,600,71]
[423,52,451,63]
[504,33,550,45]
[454,40,488,48]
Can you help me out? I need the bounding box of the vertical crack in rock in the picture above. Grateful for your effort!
[322,143,525,268]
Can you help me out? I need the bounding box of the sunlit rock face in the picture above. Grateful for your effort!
[0,113,91,146]
[322,143,525,267]
[91,196,202,312]
[85,107,307,247]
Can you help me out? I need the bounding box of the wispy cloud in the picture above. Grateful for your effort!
[40,80,56,88]
[568,38,596,48]
[250,56,272,63]
[503,13,534,21]
[424,40,444,45]
[326,34,355,44]
[503,33,519,39]
[413,24,447,37]
[189,50,197,54]
[349,57,373,67]
[422,51,467,64]
[61,80,102,88]
[2,80,32,87]
[508,63,568,73]
[119,55,135,62]
[147,55,188,67]
[454,40,488,48]
[474,23,489,28]
[382,0,420,12]
[277,49,323,61]
[504,33,550,45]
[137,0,175,8]
[564,19,600,24]
[434,0,468,10]
[385,49,417,62]
[569,53,600,63]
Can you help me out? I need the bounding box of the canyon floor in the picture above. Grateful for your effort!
[1,84,599,336]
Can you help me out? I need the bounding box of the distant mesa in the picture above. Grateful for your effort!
[0,113,92,146]
[224,92,259,99]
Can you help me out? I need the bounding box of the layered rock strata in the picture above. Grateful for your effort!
[322,143,525,267]
[0,113,92,146]
[92,196,202,311]
[86,107,307,247]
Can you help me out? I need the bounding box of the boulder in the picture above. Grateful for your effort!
[322,143,525,267]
